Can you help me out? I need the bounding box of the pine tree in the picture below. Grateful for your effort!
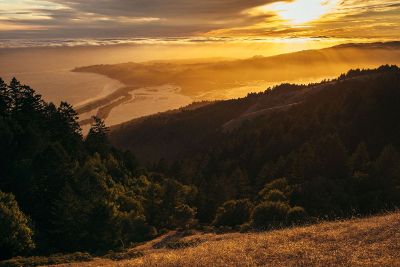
[318,135,349,179]
[293,143,318,180]
[350,142,370,173]
[9,77,21,111]
[85,116,109,155]
[375,145,400,186]
[57,102,82,136]
[0,78,11,113]
[231,168,252,199]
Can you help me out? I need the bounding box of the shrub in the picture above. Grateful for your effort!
[263,190,287,202]
[239,222,252,233]
[213,199,253,227]
[287,206,308,224]
[251,201,290,229]
[260,178,290,195]
[0,252,92,267]
[172,204,197,229]
[0,191,35,260]
[118,213,157,246]
[105,250,144,261]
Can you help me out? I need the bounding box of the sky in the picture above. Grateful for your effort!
[0,0,399,41]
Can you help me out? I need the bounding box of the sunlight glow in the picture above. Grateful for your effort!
[267,0,339,24]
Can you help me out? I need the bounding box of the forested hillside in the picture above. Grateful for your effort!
[1,65,400,263]
[0,78,198,260]
[111,65,400,223]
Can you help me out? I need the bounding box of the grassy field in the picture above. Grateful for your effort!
[51,212,400,267]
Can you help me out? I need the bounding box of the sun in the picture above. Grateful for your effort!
[267,0,338,24]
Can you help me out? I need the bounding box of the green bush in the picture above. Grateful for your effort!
[263,190,287,202]
[239,222,252,233]
[259,178,290,196]
[287,206,308,224]
[0,191,35,260]
[251,201,290,229]
[172,204,197,229]
[213,199,253,227]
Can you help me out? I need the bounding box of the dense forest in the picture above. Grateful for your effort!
[0,78,197,260]
[1,65,400,261]
[111,65,400,222]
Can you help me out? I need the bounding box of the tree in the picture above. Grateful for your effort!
[30,143,75,232]
[172,204,197,229]
[8,77,21,111]
[374,145,400,205]
[85,116,109,155]
[258,178,291,202]
[287,206,308,224]
[0,191,35,259]
[0,78,11,113]
[118,213,156,247]
[231,168,252,199]
[213,199,253,227]
[51,154,123,252]
[263,189,287,203]
[375,145,400,180]
[57,102,81,136]
[293,143,318,181]
[350,142,370,173]
[156,179,197,228]
[318,135,349,179]
[251,201,290,229]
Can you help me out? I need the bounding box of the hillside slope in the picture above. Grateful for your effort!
[76,42,400,98]
[74,42,400,127]
[53,212,400,267]
[109,65,400,163]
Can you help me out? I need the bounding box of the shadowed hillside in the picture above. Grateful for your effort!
[2,66,400,266]
[109,65,400,223]
[109,65,400,163]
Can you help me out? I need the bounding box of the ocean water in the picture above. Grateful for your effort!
[1,37,393,128]
[1,70,124,106]
[0,43,197,128]
[106,85,192,126]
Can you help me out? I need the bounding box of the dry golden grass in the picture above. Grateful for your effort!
[53,212,400,267]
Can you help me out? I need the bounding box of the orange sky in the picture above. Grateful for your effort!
[0,0,399,41]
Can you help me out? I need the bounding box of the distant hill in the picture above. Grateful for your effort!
[49,212,400,266]
[109,65,400,222]
[73,42,400,127]
[109,65,400,163]
[75,41,400,99]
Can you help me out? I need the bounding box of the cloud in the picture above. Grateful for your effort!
[0,0,399,40]
[0,0,283,38]
[48,0,276,19]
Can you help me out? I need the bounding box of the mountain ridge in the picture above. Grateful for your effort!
[109,65,400,163]
[74,42,400,128]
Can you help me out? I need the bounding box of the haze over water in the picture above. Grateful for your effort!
[1,0,399,127]
[0,38,349,124]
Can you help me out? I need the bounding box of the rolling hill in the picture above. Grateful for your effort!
[50,212,400,267]
[109,65,400,163]
[107,65,400,224]
[74,42,400,127]
[76,42,400,98]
